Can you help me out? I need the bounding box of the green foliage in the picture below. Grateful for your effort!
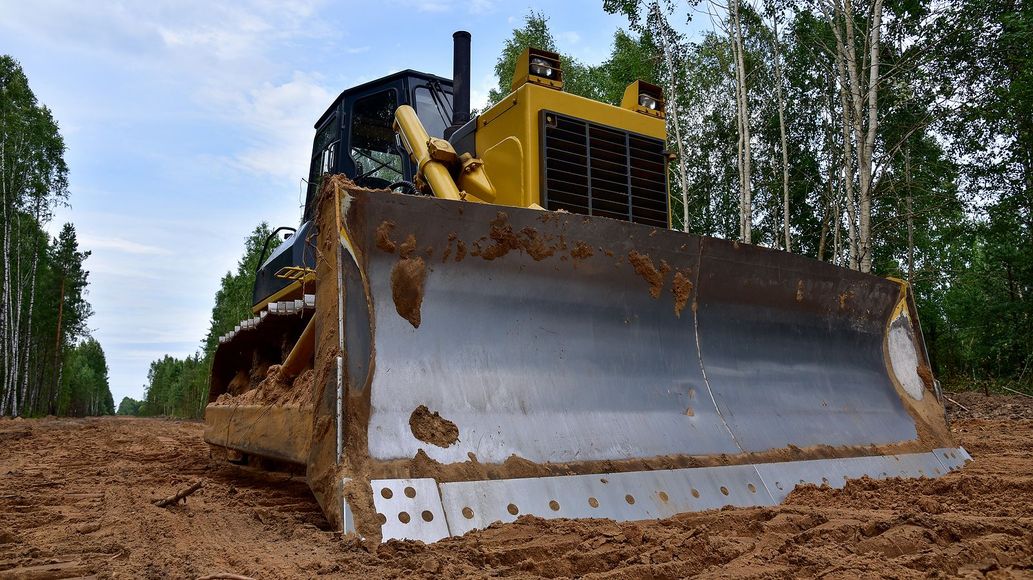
[138,354,207,418]
[0,55,68,216]
[921,0,1033,387]
[487,13,656,107]
[595,2,1028,388]
[57,338,114,417]
[1,55,103,417]
[116,396,142,416]
[203,224,280,359]
[140,224,279,418]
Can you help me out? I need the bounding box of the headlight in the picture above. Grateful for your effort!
[530,57,554,78]
[638,93,659,110]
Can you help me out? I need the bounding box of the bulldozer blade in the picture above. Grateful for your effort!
[303,179,968,543]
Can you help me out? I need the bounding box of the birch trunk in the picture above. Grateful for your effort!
[18,198,42,410]
[771,10,792,252]
[0,124,8,415]
[905,147,915,282]
[651,3,692,232]
[831,3,859,269]
[836,0,883,273]
[10,215,23,416]
[859,0,883,273]
[729,0,753,244]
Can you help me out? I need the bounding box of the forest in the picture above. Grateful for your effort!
[0,56,113,417]
[131,0,1030,418]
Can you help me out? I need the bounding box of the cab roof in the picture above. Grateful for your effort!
[314,69,454,128]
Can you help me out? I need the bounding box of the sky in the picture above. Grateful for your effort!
[0,0,704,404]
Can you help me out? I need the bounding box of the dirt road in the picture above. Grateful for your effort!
[1,392,1031,579]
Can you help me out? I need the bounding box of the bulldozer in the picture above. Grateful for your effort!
[204,31,970,543]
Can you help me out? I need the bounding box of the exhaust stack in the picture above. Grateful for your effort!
[450,31,471,133]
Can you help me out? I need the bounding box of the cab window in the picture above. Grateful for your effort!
[305,115,339,218]
[350,90,403,186]
[413,85,452,138]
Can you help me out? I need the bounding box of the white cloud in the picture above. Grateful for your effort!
[1,0,335,186]
[220,71,333,180]
[469,0,497,15]
[557,31,582,46]
[79,235,173,256]
[393,0,497,15]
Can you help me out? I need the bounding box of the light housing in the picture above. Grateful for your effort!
[511,47,564,92]
[621,80,665,119]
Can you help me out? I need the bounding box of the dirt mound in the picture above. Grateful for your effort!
[212,366,314,409]
[1,399,1031,578]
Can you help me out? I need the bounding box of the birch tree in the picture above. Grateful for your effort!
[646,2,693,232]
[765,0,793,251]
[0,56,98,417]
[823,0,885,272]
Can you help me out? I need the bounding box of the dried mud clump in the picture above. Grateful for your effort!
[569,241,594,261]
[628,250,670,299]
[470,212,557,262]
[408,405,459,447]
[376,221,397,253]
[390,257,426,328]
[672,270,693,317]
[397,234,417,259]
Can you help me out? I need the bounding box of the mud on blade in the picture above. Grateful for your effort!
[315,184,963,543]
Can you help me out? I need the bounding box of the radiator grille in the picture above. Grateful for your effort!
[540,111,668,227]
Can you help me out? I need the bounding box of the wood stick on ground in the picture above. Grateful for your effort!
[153,480,204,508]
[197,574,256,580]
[945,396,970,412]
[1000,385,1033,400]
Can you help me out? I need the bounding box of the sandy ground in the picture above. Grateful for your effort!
[0,392,1031,579]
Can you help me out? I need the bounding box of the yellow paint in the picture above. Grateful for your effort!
[511,48,564,92]
[620,80,666,120]
[472,82,667,209]
[275,266,315,282]
[393,105,462,200]
[885,277,911,321]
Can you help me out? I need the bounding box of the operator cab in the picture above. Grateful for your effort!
[302,70,455,220]
[253,70,454,307]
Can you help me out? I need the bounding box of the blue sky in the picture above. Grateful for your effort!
[0,0,703,403]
